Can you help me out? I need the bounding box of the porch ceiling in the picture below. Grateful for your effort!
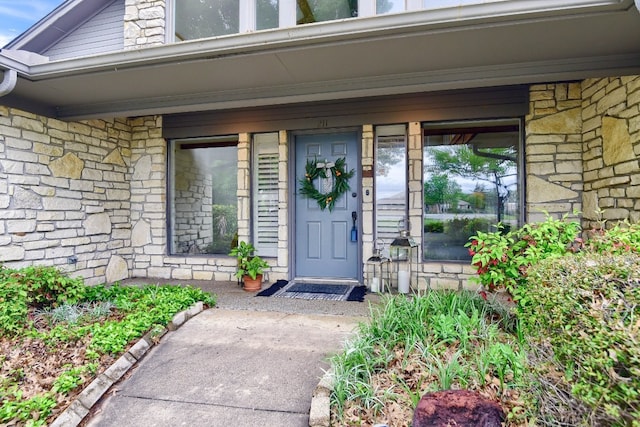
[1,0,640,121]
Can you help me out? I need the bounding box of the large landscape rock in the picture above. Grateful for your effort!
[412,389,504,427]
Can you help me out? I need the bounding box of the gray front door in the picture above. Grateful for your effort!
[294,132,360,280]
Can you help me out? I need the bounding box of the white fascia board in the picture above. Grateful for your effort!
[5,0,634,81]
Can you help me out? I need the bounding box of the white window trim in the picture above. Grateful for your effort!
[170,0,394,41]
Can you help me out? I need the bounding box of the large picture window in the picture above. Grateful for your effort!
[422,120,521,261]
[169,137,238,255]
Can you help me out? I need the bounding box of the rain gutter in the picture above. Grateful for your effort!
[0,0,634,82]
[0,68,17,97]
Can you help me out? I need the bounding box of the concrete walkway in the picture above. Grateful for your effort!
[84,298,367,426]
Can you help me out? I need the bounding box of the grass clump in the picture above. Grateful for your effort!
[330,291,531,426]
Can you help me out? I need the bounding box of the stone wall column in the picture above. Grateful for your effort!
[582,76,640,226]
[124,0,166,49]
[237,133,251,243]
[276,130,289,275]
[129,116,167,278]
[525,83,583,222]
[361,124,375,284]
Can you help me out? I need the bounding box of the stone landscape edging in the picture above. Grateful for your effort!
[309,369,334,427]
[49,301,205,427]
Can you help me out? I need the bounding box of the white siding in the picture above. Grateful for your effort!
[44,0,124,61]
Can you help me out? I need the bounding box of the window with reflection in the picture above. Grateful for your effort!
[375,125,407,256]
[169,137,238,255]
[422,120,521,261]
[297,0,357,24]
[257,0,279,30]
[175,0,239,41]
[377,0,405,14]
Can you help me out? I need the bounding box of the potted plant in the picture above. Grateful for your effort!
[229,241,270,292]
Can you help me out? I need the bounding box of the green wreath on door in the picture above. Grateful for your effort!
[299,157,355,211]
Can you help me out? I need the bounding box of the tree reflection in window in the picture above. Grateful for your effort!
[423,122,521,261]
[296,0,357,24]
[175,0,240,41]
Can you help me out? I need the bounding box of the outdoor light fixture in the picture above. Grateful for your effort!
[366,239,390,293]
[390,221,418,294]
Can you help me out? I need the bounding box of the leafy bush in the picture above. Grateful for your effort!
[424,219,444,233]
[466,215,581,294]
[0,282,28,336]
[583,221,640,254]
[0,266,87,335]
[445,217,491,240]
[85,284,216,356]
[520,254,640,425]
[1,270,216,426]
[2,266,86,308]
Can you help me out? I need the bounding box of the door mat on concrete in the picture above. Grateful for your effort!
[256,280,367,302]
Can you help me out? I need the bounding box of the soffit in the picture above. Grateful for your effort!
[1,0,639,120]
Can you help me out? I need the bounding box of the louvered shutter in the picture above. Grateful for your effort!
[252,133,279,257]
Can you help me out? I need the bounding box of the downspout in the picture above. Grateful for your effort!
[0,68,17,97]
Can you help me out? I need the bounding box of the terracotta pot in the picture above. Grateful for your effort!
[243,274,263,292]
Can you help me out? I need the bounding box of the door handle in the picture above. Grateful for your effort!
[351,211,357,242]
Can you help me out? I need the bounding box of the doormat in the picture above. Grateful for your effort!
[256,280,367,302]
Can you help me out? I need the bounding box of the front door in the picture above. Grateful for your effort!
[294,132,360,280]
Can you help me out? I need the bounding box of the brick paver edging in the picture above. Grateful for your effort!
[49,301,206,427]
[309,369,334,427]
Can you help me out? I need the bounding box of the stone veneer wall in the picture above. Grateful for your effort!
[124,0,166,49]
[581,76,640,227]
[2,77,637,287]
[525,82,584,222]
[0,106,133,285]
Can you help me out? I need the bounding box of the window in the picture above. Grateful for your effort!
[422,120,521,261]
[252,133,279,257]
[297,0,357,24]
[173,1,414,41]
[175,0,240,41]
[169,137,238,255]
[377,0,405,14]
[375,125,407,256]
[257,0,279,30]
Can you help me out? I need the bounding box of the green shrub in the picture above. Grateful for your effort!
[520,254,640,425]
[584,221,640,255]
[0,282,28,336]
[466,215,581,294]
[1,266,86,308]
[424,219,444,233]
